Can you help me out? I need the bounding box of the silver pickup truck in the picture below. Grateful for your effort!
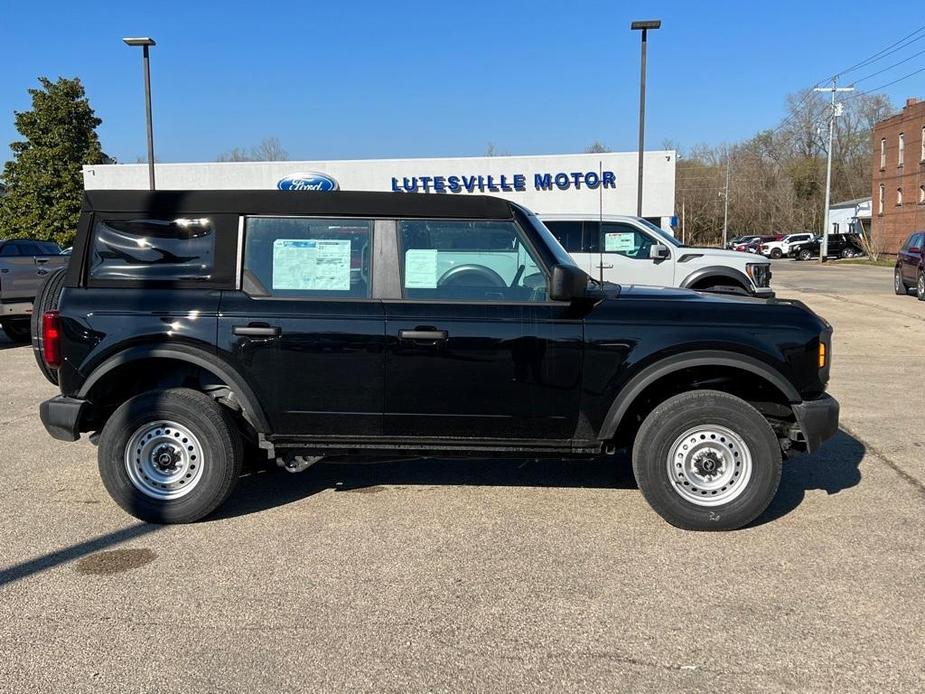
[0,239,68,342]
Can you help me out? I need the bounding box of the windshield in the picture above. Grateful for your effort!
[636,218,684,247]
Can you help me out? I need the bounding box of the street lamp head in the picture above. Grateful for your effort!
[122,37,156,47]
[631,20,661,31]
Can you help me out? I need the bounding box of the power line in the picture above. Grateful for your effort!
[852,46,925,84]
[848,65,925,100]
[831,25,925,79]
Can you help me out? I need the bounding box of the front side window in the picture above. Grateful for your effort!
[398,219,547,302]
[600,223,657,260]
[89,218,217,282]
[244,217,372,298]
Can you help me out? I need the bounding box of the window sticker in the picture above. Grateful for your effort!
[404,249,439,288]
[604,232,636,253]
[272,239,351,290]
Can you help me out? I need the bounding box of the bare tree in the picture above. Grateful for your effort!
[584,141,611,154]
[217,137,289,162]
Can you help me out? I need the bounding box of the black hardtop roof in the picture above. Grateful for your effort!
[82,189,515,220]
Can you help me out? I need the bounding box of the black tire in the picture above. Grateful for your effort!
[770,248,782,259]
[98,388,243,524]
[917,271,925,302]
[895,268,908,295]
[631,390,782,531]
[31,268,67,384]
[1,319,31,343]
[798,248,813,261]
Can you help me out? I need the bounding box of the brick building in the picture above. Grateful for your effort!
[871,98,925,255]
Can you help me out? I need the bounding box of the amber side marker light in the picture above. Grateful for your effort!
[818,342,827,369]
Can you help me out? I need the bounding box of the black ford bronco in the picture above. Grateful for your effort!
[37,190,838,530]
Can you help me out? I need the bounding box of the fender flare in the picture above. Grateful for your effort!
[680,266,754,292]
[77,344,271,432]
[598,350,801,441]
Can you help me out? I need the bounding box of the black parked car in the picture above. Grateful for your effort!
[791,233,865,260]
[36,190,839,530]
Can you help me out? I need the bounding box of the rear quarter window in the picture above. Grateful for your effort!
[87,215,238,287]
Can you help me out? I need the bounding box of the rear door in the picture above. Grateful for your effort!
[901,233,923,282]
[218,216,386,437]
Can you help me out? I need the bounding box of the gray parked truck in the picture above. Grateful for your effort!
[0,239,68,342]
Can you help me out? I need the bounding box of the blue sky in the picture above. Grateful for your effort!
[0,0,922,165]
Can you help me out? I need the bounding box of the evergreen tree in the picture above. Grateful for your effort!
[0,77,104,246]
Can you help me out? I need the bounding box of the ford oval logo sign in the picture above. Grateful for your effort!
[277,172,339,192]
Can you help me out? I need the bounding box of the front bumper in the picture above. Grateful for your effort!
[40,396,88,442]
[791,393,840,454]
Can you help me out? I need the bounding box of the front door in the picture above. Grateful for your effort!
[219,216,385,436]
[596,221,675,287]
[384,218,583,442]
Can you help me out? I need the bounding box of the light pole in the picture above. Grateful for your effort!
[122,37,157,190]
[814,79,854,261]
[631,19,660,218]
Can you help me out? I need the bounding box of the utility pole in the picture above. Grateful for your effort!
[814,79,854,261]
[722,156,730,247]
[681,198,686,245]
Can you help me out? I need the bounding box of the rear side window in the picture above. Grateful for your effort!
[89,218,217,283]
[243,217,372,299]
[0,243,21,257]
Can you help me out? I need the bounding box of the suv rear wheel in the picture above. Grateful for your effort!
[632,390,782,531]
[895,269,908,295]
[98,388,243,523]
[918,271,925,302]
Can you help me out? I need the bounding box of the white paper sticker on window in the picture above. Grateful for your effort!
[404,249,439,288]
[604,232,636,253]
[272,239,351,291]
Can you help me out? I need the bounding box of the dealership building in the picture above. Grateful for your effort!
[82,150,677,231]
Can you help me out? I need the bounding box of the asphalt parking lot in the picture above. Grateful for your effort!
[1,260,923,692]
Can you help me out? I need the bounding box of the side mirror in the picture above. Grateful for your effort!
[549,264,588,302]
[649,244,670,260]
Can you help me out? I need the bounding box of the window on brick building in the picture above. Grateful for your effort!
[897,187,903,206]
[880,138,886,169]
[898,133,905,166]
[921,127,925,161]
[879,184,885,214]
[920,184,925,204]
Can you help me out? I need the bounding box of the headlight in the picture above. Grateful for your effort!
[746,263,771,288]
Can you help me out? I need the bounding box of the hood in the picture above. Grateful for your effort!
[676,247,769,263]
[602,283,768,305]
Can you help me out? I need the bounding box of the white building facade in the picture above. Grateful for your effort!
[83,151,677,230]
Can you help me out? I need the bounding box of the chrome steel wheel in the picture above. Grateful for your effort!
[667,425,753,507]
[124,420,205,500]
[918,273,925,299]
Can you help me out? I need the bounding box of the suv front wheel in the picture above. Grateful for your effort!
[98,388,243,523]
[632,390,782,531]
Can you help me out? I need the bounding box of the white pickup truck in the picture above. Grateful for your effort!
[0,239,68,342]
[542,215,772,296]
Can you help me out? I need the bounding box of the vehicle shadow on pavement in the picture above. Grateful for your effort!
[217,430,864,524]
[751,429,864,527]
[213,455,638,521]
[0,337,25,351]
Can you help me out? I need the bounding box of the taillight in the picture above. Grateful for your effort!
[42,310,61,369]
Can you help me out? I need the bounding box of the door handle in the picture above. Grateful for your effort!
[37,268,49,276]
[597,264,614,270]
[399,329,448,341]
[233,323,281,337]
